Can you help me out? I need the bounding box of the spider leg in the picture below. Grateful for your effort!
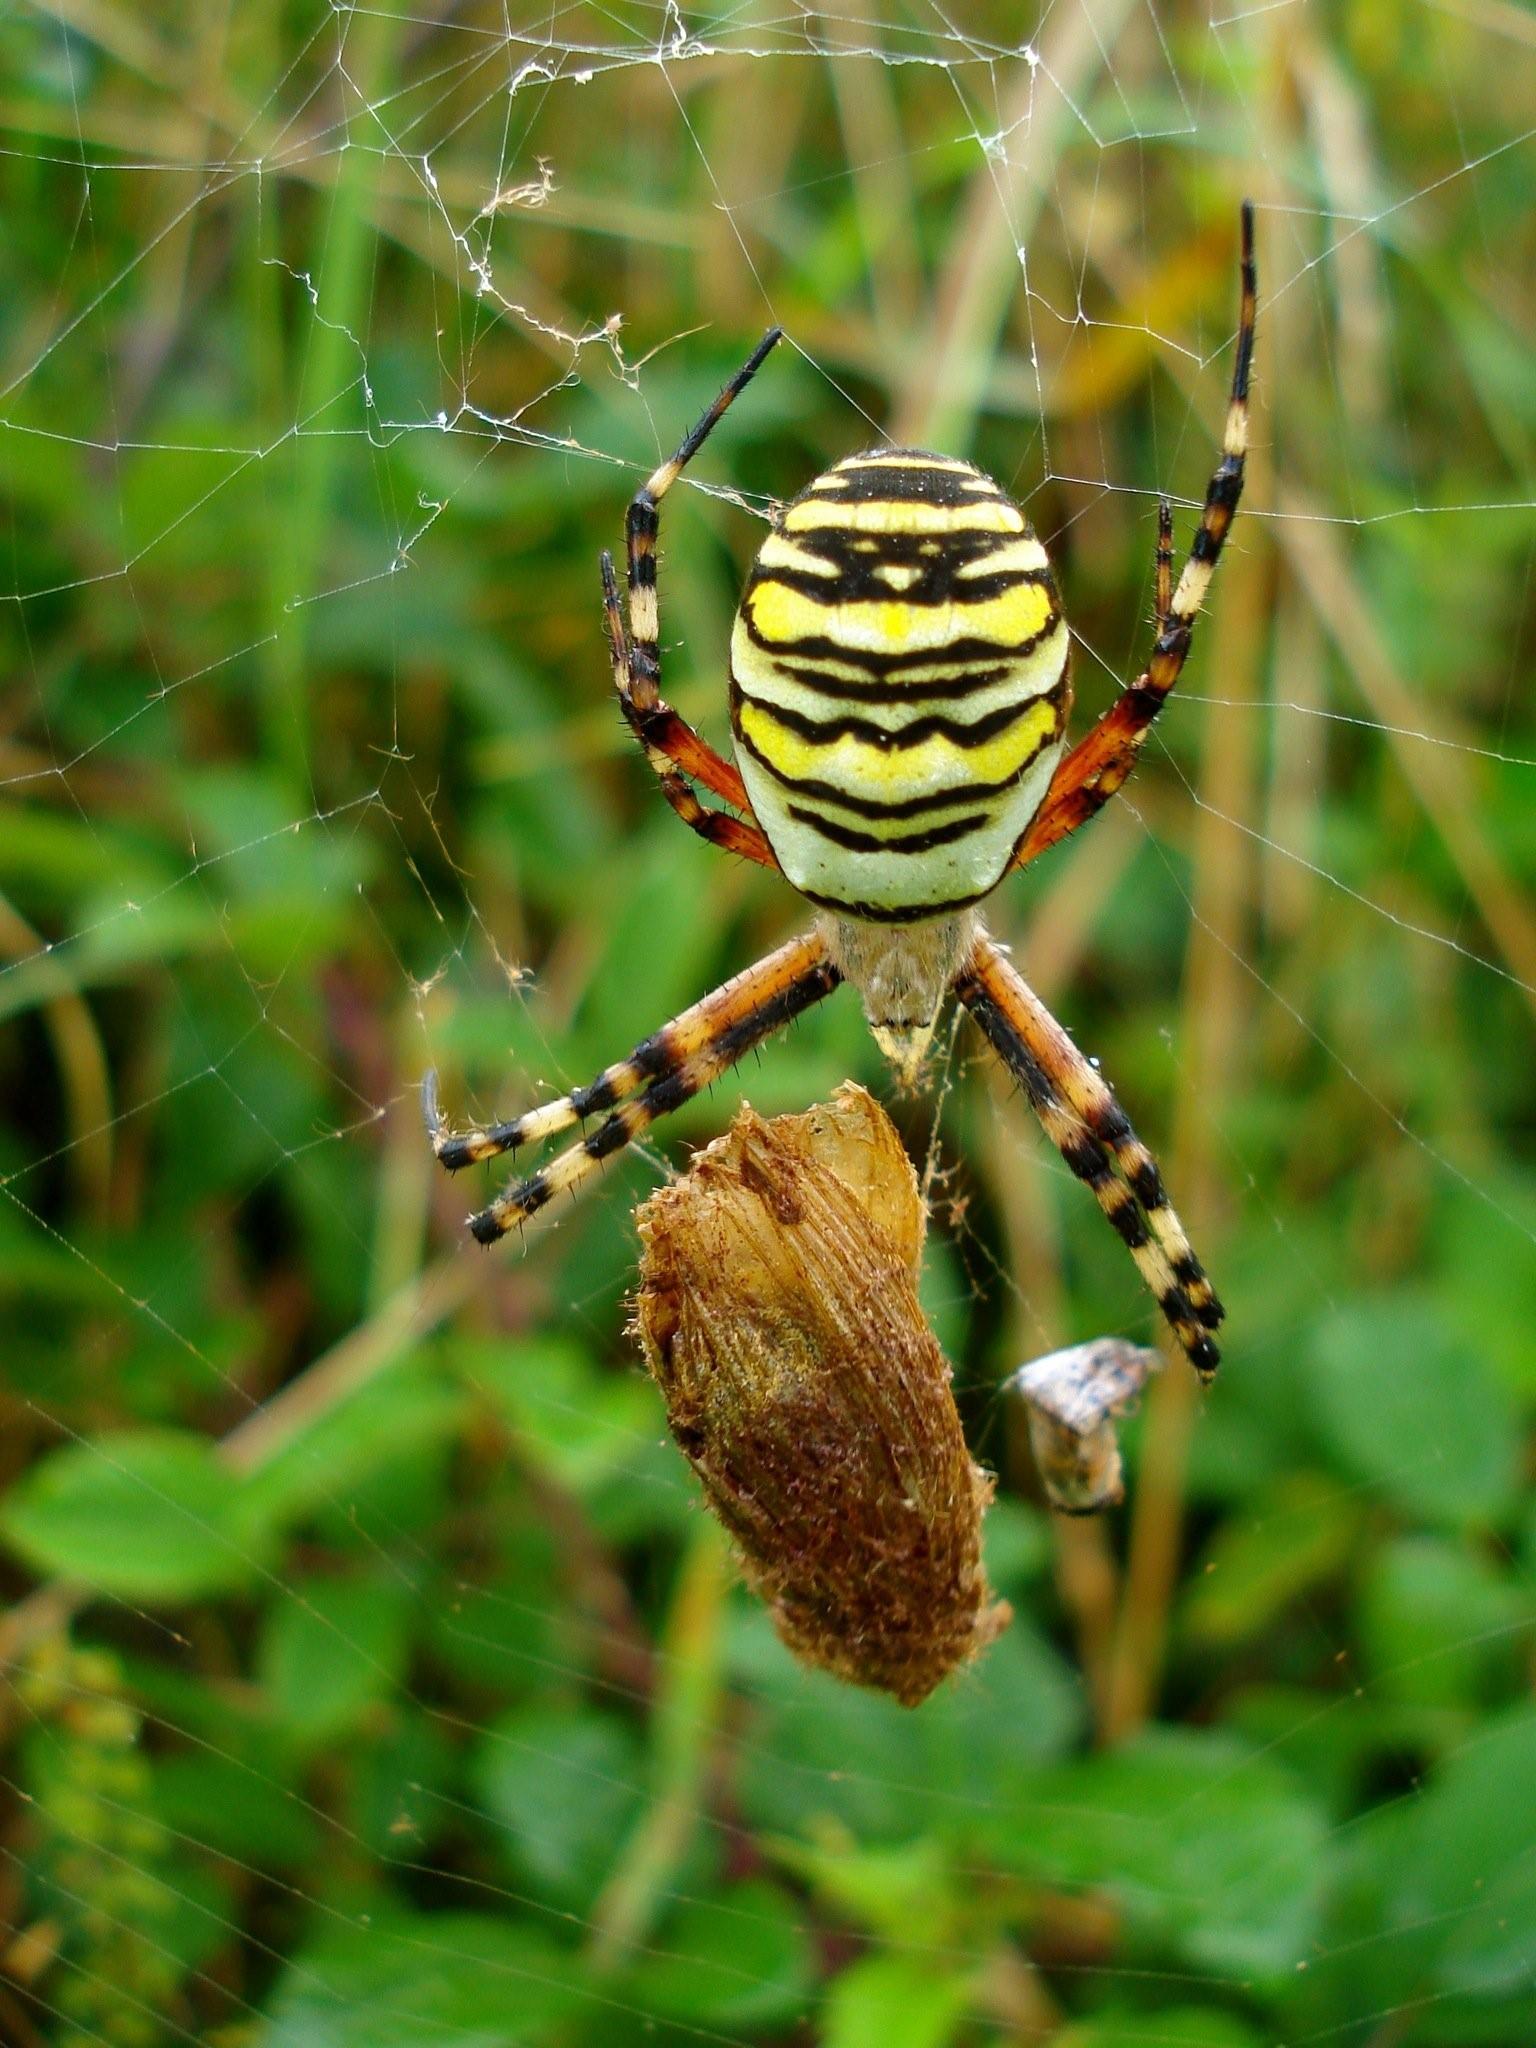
[427,930,842,1243]
[624,324,782,712]
[1154,494,1174,628]
[953,930,1224,1378]
[602,328,785,870]
[600,553,778,868]
[1013,202,1255,871]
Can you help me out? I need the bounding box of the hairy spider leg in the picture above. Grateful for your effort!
[424,927,835,1170]
[962,933,1222,1322]
[1013,201,1256,870]
[1154,495,1174,628]
[599,553,777,866]
[430,931,842,1242]
[605,327,786,866]
[953,931,1223,1377]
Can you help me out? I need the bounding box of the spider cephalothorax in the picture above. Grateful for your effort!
[427,204,1256,1378]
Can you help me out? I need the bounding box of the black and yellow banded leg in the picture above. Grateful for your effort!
[425,1055,635,1173]
[1013,202,1255,872]
[599,552,779,870]
[953,933,1223,1378]
[428,930,843,1244]
[622,324,783,712]
[424,925,837,1170]
[1154,495,1174,629]
[962,933,1223,1325]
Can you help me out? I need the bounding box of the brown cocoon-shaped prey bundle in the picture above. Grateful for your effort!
[633,1083,1010,1707]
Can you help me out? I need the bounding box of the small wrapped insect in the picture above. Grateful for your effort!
[1005,1338,1163,1514]
[633,1084,1010,1707]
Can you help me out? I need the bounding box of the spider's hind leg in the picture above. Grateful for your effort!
[954,931,1223,1378]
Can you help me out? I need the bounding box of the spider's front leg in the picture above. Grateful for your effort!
[425,930,842,1243]
[604,327,786,870]
[1014,202,1255,871]
[954,931,1224,1377]
[600,554,777,867]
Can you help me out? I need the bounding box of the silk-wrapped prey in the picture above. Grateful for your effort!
[633,1084,1009,1707]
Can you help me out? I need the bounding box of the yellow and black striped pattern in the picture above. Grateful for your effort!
[424,933,842,1242]
[954,933,1225,1377]
[730,450,1069,922]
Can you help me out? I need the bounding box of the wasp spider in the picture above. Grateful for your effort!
[427,205,1256,1378]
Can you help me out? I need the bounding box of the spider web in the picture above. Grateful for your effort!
[2,3,1534,2044]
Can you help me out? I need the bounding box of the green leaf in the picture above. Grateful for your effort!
[1393,1707,1536,1986]
[455,1334,657,1498]
[242,1359,464,1532]
[0,1429,266,1600]
[1359,1536,1529,1708]
[1438,1852,1536,2000]
[152,1750,321,1869]
[470,1704,643,1910]
[735,1617,1081,1845]
[1057,2011,1266,2048]
[1435,1169,1536,1397]
[1303,1295,1519,1526]
[257,1573,415,1744]
[424,1521,568,1695]
[452,1332,692,1545]
[1273,1794,1427,2040]
[821,1954,974,2048]
[630,1880,813,2030]
[1182,1472,1362,1647]
[339,1711,460,1864]
[1003,1728,1328,1980]
[1224,1679,1459,1815]
[775,1836,955,1945]
[980,1495,1053,1593]
[256,1911,584,2047]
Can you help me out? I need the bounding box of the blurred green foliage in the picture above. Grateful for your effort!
[1,4,1533,2046]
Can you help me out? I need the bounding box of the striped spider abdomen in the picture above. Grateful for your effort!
[730,450,1070,925]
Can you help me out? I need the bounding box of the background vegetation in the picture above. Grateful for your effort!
[2,3,1533,2044]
